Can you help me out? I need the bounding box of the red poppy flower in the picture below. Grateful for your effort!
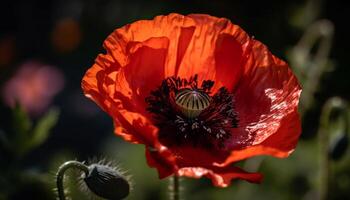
[82,13,302,187]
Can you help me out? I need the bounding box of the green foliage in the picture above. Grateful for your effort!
[12,102,32,137]
[9,104,59,157]
[27,108,60,153]
[0,104,60,200]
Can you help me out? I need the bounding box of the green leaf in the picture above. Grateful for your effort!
[11,103,32,155]
[12,102,32,136]
[26,108,60,151]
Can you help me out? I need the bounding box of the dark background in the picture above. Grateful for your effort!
[0,0,349,200]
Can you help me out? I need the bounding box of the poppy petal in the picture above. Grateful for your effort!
[213,33,244,92]
[177,166,263,187]
[82,53,121,116]
[82,47,162,145]
[106,13,197,78]
[176,14,251,89]
[145,146,177,178]
[107,13,251,90]
[168,145,229,168]
[216,108,301,166]
[217,39,301,166]
[122,38,169,113]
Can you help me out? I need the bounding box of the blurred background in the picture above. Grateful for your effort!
[0,0,349,199]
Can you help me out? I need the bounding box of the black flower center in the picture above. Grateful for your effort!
[145,75,238,149]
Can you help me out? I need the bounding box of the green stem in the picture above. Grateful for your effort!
[318,97,348,200]
[56,161,89,200]
[319,106,330,200]
[170,175,180,200]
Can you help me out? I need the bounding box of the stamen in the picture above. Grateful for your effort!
[145,75,238,149]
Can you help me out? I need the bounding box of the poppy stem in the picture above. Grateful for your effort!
[170,175,181,200]
[318,97,349,200]
[56,161,89,200]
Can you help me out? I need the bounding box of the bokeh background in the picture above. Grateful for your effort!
[0,0,349,200]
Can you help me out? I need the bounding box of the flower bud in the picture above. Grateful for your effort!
[329,133,349,161]
[83,164,130,200]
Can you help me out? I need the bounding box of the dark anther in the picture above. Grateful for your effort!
[201,80,214,92]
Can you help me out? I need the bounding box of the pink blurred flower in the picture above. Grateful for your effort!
[2,60,64,116]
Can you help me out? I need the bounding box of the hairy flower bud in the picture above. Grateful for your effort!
[83,164,130,200]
